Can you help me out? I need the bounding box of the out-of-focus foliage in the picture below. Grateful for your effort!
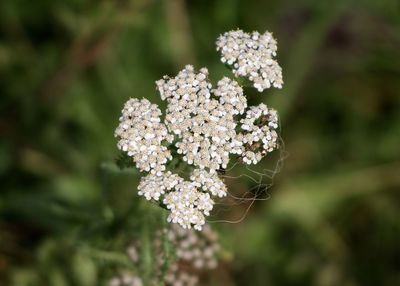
[1,0,399,285]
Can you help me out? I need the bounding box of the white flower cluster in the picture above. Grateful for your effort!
[138,169,227,230]
[190,169,227,198]
[156,66,246,172]
[115,98,173,175]
[239,103,279,165]
[216,30,283,91]
[163,179,214,231]
[213,76,247,115]
[115,29,283,230]
[138,171,182,201]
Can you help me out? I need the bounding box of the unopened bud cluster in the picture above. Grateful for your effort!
[167,224,220,270]
[115,29,283,230]
[163,224,221,286]
[109,224,221,286]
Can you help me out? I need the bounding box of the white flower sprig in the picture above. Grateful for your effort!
[115,29,283,230]
[216,30,283,91]
[163,179,214,230]
[156,66,244,171]
[115,98,173,175]
[240,103,279,165]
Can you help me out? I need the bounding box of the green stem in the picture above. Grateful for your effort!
[141,223,152,285]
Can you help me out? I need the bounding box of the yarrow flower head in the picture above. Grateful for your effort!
[216,29,283,91]
[115,98,173,175]
[239,103,279,165]
[138,171,183,201]
[156,66,245,172]
[163,180,214,231]
[115,29,283,231]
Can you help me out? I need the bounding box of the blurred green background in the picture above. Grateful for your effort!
[1,0,400,285]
